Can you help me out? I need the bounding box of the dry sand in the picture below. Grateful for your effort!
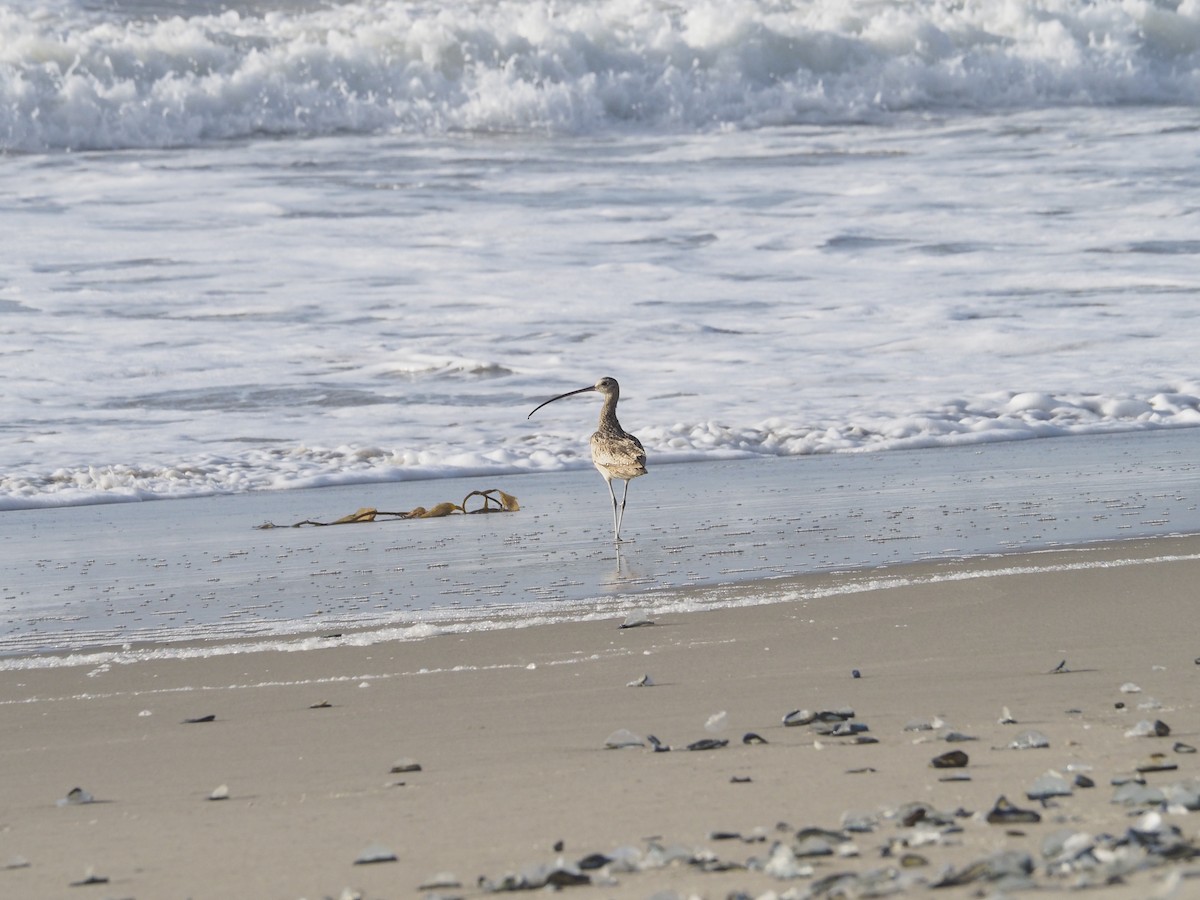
[4,535,1200,899]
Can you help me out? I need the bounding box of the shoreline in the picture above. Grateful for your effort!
[5,428,1200,659]
[4,532,1200,898]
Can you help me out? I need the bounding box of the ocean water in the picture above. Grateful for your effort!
[3,0,1200,512]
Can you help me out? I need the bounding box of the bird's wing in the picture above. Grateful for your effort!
[592,432,647,471]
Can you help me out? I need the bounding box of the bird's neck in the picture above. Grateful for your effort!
[597,394,622,433]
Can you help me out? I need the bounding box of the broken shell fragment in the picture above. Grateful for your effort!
[1125,719,1170,738]
[353,843,398,865]
[604,729,645,749]
[1008,730,1050,750]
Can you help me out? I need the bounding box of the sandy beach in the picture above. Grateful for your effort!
[4,528,1200,898]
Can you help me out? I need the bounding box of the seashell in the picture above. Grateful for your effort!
[1050,659,1068,674]
[1110,772,1146,786]
[1111,782,1166,806]
[686,738,729,751]
[208,784,229,801]
[851,668,861,678]
[646,734,670,752]
[742,732,768,744]
[603,729,644,749]
[1163,781,1200,811]
[59,787,94,806]
[930,750,968,769]
[903,718,934,732]
[1026,772,1072,800]
[1174,741,1197,754]
[730,775,752,784]
[353,843,397,865]
[618,612,654,629]
[813,720,868,737]
[1008,729,1050,750]
[999,706,1017,725]
[705,711,728,733]
[760,841,814,879]
[1119,682,1142,693]
[942,730,978,743]
[4,856,30,870]
[1125,719,1170,738]
[1041,829,1093,863]
[934,850,1033,887]
[840,811,878,833]
[783,709,814,727]
[1074,773,1096,789]
[1135,753,1178,773]
[793,834,835,857]
[182,714,216,724]
[626,674,653,687]
[576,853,610,870]
[69,868,109,887]
[985,796,1041,825]
[308,701,332,709]
[418,873,462,890]
[390,757,422,773]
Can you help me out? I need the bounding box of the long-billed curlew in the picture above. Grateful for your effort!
[528,376,647,543]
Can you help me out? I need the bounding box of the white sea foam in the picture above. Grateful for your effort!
[3,0,1198,151]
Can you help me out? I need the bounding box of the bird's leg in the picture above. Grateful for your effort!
[617,479,632,540]
[606,478,622,543]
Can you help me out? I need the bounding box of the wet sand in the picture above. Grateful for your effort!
[4,534,1200,898]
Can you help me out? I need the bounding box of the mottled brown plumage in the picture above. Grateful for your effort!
[528,376,647,542]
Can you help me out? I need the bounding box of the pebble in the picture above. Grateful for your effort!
[930,750,968,769]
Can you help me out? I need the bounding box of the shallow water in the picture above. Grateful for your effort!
[3,429,1197,662]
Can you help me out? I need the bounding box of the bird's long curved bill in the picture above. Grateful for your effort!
[527,385,596,418]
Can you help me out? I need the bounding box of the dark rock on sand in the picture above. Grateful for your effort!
[986,796,1042,825]
[930,750,969,769]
